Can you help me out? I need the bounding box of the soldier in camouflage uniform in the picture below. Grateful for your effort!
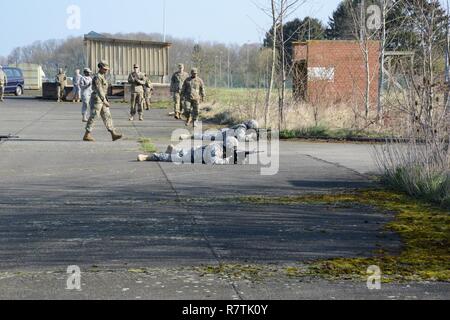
[55,68,67,102]
[143,74,153,110]
[170,64,189,119]
[128,64,145,121]
[181,68,205,127]
[0,66,6,102]
[83,61,122,142]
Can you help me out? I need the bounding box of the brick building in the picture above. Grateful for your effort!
[292,40,380,104]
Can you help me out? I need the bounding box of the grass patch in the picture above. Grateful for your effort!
[239,190,450,282]
[149,100,172,109]
[280,126,391,140]
[138,138,157,153]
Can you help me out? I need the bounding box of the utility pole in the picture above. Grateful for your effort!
[219,52,222,87]
[227,48,231,88]
[214,56,218,88]
[163,0,167,42]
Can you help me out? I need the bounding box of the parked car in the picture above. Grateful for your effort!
[1,66,25,96]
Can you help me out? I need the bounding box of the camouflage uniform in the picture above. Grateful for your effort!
[181,68,205,125]
[86,72,115,133]
[55,69,67,102]
[144,76,153,110]
[0,67,6,102]
[170,65,189,117]
[128,65,145,119]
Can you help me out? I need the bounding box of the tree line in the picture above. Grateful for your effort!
[0,0,448,90]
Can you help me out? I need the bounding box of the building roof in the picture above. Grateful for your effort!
[84,31,172,47]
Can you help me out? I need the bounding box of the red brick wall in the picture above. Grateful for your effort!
[293,41,380,105]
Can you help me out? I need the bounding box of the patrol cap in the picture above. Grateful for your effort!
[98,61,110,70]
[191,68,198,74]
[178,63,184,68]
[83,67,92,74]
[133,64,139,69]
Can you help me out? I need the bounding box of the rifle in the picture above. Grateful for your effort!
[0,134,19,141]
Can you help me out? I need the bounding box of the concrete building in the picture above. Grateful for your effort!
[84,31,171,84]
[292,40,380,105]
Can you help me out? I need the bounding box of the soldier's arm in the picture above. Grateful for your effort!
[94,77,107,103]
[200,80,206,100]
[170,74,177,92]
[128,74,134,84]
[181,80,188,97]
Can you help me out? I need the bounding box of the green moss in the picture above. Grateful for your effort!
[238,190,450,282]
[138,138,157,153]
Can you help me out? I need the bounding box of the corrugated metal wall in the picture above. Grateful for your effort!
[84,36,170,83]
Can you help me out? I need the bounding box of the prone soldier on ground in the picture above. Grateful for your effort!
[128,64,146,121]
[181,68,205,127]
[83,61,122,142]
[170,63,189,120]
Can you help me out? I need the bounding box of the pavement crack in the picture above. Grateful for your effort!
[125,109,244,300]
[304,153,370,180]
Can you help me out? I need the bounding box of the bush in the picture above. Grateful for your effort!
[374,139,450,208]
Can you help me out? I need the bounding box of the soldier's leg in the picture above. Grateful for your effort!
[56,86,61,102]
[0,85,4,101]
[137,93,144,118]
[60,86,65,101]
[100,104,115,132]
[130,93,137,116]
[173,93,180,114]
[85,101,102,133]
[191,101,199,121]
[100,105,122,141]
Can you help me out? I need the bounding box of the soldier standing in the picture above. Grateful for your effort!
[0,66,6,102]
[170,63,189,119]
[143,74,153,111]
[80,68,93,122]
[181,68,206,127]
[55,68,67,102]
[128,64,145,121]
[83,61,122,142]
[72,69,82,103]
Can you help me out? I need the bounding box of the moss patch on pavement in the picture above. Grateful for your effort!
[238,190,450,282]
[138,138,157,153]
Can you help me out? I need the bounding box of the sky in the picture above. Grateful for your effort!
[0,0,344,56]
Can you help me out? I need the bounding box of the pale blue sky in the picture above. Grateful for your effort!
[0,0,346,56]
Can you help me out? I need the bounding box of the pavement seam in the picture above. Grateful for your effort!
[304,153,371,180]
[124,108,244,300]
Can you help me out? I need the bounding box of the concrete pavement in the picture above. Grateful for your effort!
[0,98,448,300]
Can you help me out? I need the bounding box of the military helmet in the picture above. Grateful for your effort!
[245,120,260,130]
[98,61,110,70]
[191,68,198,74]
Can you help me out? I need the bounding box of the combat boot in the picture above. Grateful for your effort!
[83,132,95,142]
[139,114,144,121]
[129,116,134,121]
[185,116,192,127]
[110,130,123,142]
[175,112,181,120]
